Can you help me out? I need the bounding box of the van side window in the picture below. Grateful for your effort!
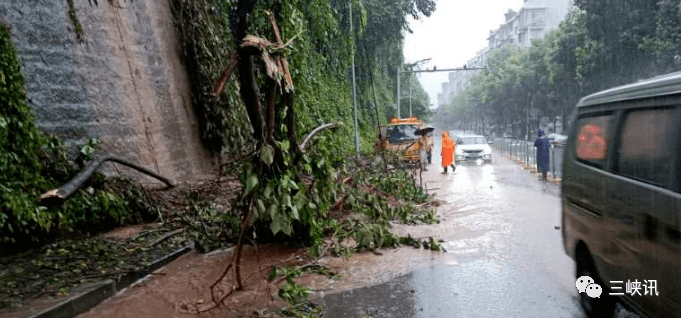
[574,114,613,168]
[614,107,676,188]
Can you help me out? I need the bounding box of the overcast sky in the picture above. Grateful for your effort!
[403,0,525,109]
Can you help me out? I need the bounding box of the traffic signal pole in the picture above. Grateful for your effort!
[396,66,485,119]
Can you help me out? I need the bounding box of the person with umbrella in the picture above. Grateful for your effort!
[415,126,434,171]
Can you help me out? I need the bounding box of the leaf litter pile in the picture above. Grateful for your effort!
[0,224,187,309]
[0,158,443,316]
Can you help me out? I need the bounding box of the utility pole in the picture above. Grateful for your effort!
[349,0,359,159]
[398,58,432,119]
[526,104,530,141]
[396,68,400,118]
[397,65,485,120]
[409,77,412,117]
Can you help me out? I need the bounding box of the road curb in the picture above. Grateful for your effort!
[499,152,561,183]
[26,245,193,318]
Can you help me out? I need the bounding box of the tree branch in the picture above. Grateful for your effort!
[211,52,240,97]
[238,52,265,141]
[300,123,341,152]
[40,152,174,205]
[267,12,294,92]
[284,93,304,160]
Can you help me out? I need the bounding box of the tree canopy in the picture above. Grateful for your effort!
[436,1,681,139]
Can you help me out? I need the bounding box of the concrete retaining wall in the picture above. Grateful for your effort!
[0,0,214,182]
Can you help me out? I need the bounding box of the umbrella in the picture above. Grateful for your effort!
[415,126,435,136]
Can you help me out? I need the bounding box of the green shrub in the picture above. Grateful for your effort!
[0,22,50,241]
[0,24,140,244]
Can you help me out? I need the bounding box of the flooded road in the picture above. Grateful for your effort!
[72,138,641,318]
[318,137,639,318]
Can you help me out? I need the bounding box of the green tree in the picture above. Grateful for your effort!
[397,70,432,121]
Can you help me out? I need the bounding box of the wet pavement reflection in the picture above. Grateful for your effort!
[318,137,639,318]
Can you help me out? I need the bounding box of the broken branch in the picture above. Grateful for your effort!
[300,122,341,151]
[150,228,185,247]
[284,93,304,160]
[237,52,265,140]
[40,152,174,205]
[211,52,240,97]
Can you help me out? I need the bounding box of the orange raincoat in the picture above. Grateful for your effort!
[441,131,455,168]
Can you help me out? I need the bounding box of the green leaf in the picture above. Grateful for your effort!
[291,206,299,220]
[260,144,274,166]
[244,175,259,196]
[271,213,290,236]
[282,221,292,236]
[256,199,266,219]
[283,194,292,208]
[289,180,299,190]
[268,204,277,219]
[271,216,282,235]
[278,140,290,152]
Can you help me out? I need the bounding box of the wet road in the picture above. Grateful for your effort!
[319,138,639,318]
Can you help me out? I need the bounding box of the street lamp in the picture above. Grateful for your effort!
[397,58,430,119]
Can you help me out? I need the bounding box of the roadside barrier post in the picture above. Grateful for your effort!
[551,144,556,178]
[525,141,529,166]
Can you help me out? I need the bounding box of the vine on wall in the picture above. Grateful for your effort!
[0,24,147,247]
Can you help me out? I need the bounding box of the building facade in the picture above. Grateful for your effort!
[437,0,571,107]
[488,0,570,50]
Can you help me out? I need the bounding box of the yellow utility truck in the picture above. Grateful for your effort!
[376,117,433,163]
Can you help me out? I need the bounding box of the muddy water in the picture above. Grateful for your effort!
[312,138,550,293]
[77,246,303,318]
[316,138,640,318]
[77,137,638,318]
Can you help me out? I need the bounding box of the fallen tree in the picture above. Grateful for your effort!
[205,4,341,308]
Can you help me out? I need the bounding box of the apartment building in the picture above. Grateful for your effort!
[488,0,570,50]
[437,0,570,107]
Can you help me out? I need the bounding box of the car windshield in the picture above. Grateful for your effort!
[456,137,487,145]
[387,124,419,142]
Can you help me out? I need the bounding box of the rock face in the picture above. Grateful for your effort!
[0,0,214,182]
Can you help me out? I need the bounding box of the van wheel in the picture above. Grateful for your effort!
[576,249,615,318]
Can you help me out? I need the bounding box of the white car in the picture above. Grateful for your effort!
[455,135,493,163]
[546,133,568,145]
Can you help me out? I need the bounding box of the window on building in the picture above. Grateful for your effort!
[574,113,614,168]
[614,107,677,188]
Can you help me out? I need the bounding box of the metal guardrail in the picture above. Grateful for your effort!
[492,138,564,179]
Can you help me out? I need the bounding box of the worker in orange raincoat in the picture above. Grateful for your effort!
[441,131,456,173]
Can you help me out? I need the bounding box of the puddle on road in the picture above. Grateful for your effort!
[78,152,566,318]
[410,259,579,318]
[315,153,612,318]
[314,152,562,295]
[311,156,527,293]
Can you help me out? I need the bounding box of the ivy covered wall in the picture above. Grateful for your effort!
[0,0,213,182]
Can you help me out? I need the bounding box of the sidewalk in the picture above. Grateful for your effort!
[76,245,300,318]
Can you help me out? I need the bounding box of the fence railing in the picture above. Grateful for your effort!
[492,138,564,179]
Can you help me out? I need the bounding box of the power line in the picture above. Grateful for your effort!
[406,67,486,74]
